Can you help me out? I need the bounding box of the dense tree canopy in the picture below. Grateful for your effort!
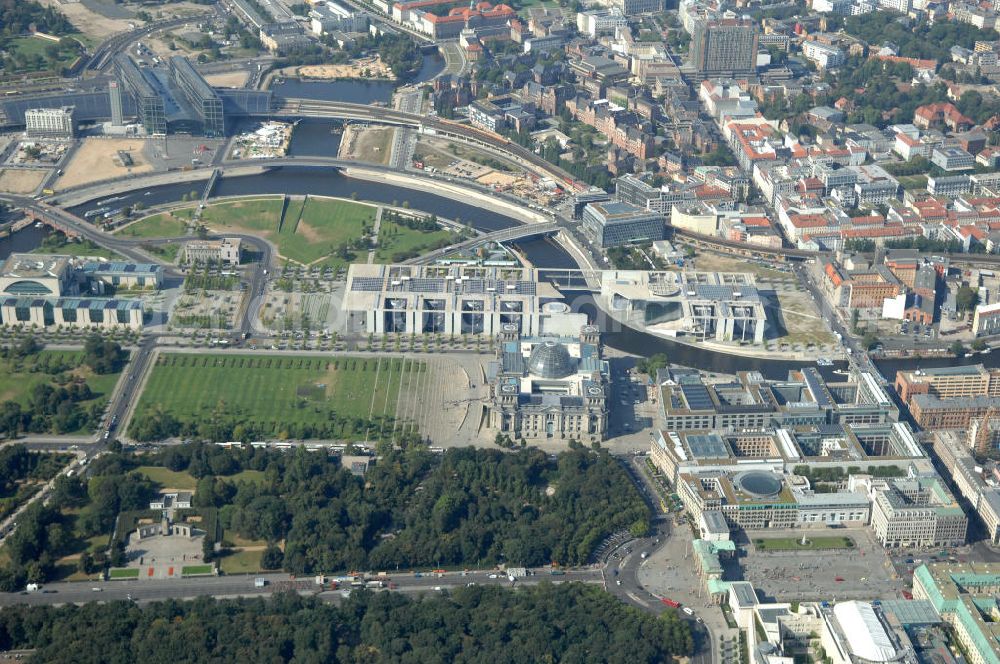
[842,13,998,64]
[147,444,650,572]
[0,586,693,663]
[0,0,74,37]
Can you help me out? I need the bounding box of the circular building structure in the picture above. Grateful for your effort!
[527,340,574,379]
[735,471,784,498]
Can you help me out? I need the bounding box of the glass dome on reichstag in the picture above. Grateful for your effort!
[527,341,574,379]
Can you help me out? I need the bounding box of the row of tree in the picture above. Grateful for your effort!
[0,585,694,663]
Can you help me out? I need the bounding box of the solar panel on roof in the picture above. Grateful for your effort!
[681,383,713,410]
[351,277,383,292]
[802,370,832,408]
[686,433,729,458]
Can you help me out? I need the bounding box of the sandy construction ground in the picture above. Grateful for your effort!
[41,0,136,40]
[0,169,48,194]
[475,171,519,187]
[297,56,394,80]
[55,138,153,189]
[338,126,394,165]
[203,70,249,88]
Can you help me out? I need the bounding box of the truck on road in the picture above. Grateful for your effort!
[661,598,681,608]
[254,578,267,588]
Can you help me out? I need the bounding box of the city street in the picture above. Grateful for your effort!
[0,568,604,608]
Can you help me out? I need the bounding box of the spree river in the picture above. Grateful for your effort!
[51,164,1000,379]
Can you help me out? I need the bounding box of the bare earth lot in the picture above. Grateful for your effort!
[41,0,135,41]
[55,138,152,189]
[203,70,249,88]
[0,169,48,194]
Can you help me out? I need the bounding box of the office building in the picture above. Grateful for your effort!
[183,238,243,265]
[651,419,924,485]
[932,430,1000,545]
[927,174,972,197]
[576,8,628,37]
[581,201,664,248]
[0,254,157,330]
[79,261,163,290]
[342,264,587,336]
[909,394,1000,430]
[689,19,759,76]
[912,563,1000,664]
[657,367,898,433]
[801,41,846,68]
[612,0,663,14]
[24,106,76,138]
[309,0,368,35]
[868,476,967,548]
[108,80,124,127]
[0,296,144,330]
[0,254,75,296]
[973,302,1000,336]
[931,146,975,172]
[169,56,225,137]
[487,325,608,442]
[114,53,166,135]
[895,364,1000,404]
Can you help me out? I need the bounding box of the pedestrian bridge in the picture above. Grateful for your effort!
[405,221,560,265]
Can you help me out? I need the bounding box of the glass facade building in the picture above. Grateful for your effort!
[169,56,225,137]
[581,201,665,248]
[114,53,166,135]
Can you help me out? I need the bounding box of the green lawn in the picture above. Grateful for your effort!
[144,243,181,262]
[120,196,377,265]
[182,564,215,576]
[229,469,267,485]
[136,466,198,491]
[117,212,191,238]
[898,175,929,191]
[201,197,284,235]
[0,351,122,434]
[4,36,81,73]
[279,197,376,265]
[219,548,263,574]
[109,568,140,579]
[753,536,854,551]
[32,238,120,259]
[133,353,422,437]
[374,221,454,263]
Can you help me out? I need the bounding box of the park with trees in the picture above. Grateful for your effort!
[0,584,694,663]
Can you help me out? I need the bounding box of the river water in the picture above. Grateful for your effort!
[0,224,49,260]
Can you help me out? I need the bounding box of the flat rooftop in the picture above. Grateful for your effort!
[1,253,71,279]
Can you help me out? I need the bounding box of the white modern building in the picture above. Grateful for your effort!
[24,106,76,138]
[342,263,587,336]
[576,8,627,38]
[802,41,846,68]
